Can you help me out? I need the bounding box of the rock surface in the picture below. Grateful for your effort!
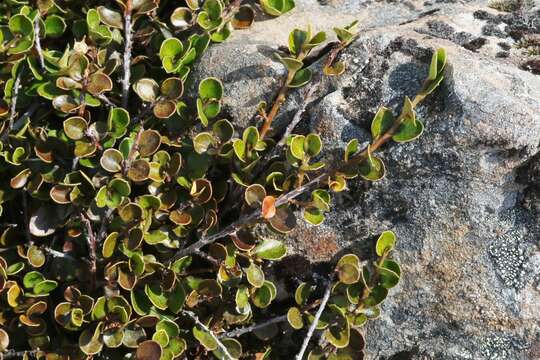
[193,1,540,359]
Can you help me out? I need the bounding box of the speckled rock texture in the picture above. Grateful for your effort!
[192,1,540,359]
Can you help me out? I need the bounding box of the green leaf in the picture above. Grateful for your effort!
[203,0,223,20]
[193,326,217,351]
[108,107,130,137]
[375,230,396,256]
[392,116,424,143]
[312,189,330,211]
[242,126,259,148]
[358,150,385,181]
[252,281,274,308]
[44,15,66,37]
[233,139,246,161]
[63,116,88,140]
[260,0,296,16]
[428,48,447,80]
[287,307,304,329]
[370,107,394,139]
[213,338,242,360]
[276,54,304,72]
[102,232,118,258]
[34,279,58,294]
[288,68,312,88]
[86,9,101,30]
[246,262,265,288]
[145,283,168,310]
[23,271,45,289]
[305,134,322,157]
[323,305,350,348]
[295,282,312,306]
[193,132,215,154]
[160,37,183,59]
[378,259,401,289]
[303,207,324,225]
[252,239,287,260]
[288,28,308,56]
[168,284,186,314]
[9,14,33,36]
[290,135,305,160]
[199,77,223,100]
[213,119,234,142]
[344,139,358,162]
[363,285,388,307]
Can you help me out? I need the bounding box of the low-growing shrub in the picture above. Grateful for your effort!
[0,0,446,358]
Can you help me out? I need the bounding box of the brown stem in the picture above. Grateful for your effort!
[259,70,295,139]
[80,213,97,290]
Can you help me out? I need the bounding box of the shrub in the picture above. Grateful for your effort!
[0,0,446,359]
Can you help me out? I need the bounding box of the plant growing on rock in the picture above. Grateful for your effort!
[0,0,446,358]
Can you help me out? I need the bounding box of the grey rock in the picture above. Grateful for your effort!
[192,1,540,359]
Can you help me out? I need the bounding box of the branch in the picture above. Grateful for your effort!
[34,17,46,72]
[219,315,287,338]
[43,247,89,265]
[183,310,234,360]
[1,349,39,359]
[193,249,220,267]
[122,0,133,109]
[295,279,333,360]
[96,208,115,245]
[259,70,295,139]
[11,102,40,132]
[80,213,97,289]
[3,73,21,141]
[97,94,117,108]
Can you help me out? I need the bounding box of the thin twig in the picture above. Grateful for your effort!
[183,310,234,360]
[122,0,133,109]
[11,102,40,132]
[80,213,97,289]
[253,82,320,179]
[193,249,220,267]
[219,315,287,338]
[295,279,333,360]
[4,73,21,140]
[43,247,88,264]
[96,208,115,245]
[20,192,34,247]
[34,17,46,72]
[97,94,117,108]
[1,349,40,359]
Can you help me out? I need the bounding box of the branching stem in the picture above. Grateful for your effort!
[183,310,234,360]
[295,278,333,360]
[220,315,287,338]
